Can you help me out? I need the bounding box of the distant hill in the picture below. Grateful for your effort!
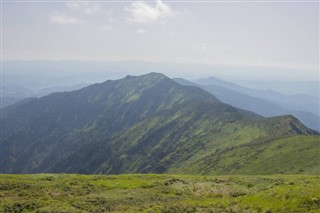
[1,73,319,174]
[174,78,320,131]
[196,77,319,117]
[1,83,89,108]
[233,79,319,97]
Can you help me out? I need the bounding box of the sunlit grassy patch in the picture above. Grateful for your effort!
[0,174,319,212]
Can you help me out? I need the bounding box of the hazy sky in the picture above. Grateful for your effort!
[2,0,319,79]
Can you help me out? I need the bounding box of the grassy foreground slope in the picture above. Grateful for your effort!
[1,174,320,212]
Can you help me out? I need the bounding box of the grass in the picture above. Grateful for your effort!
[1,174,320,212]
[169,135,320,175]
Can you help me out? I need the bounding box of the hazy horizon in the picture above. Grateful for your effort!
[2,59,320,82]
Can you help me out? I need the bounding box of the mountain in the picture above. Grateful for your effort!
[233,79,320,97]
[174,78,288,116]
[1,83,89,109]
[1,73,319,174]
[176,78,320,131]
[196,77,320,117]
[171,135,320,175]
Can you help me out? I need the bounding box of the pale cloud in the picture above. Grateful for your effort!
[108,17,114,23]
[125,0,173,24]
[136,29,147,34]
[167,32,175,37]
[49,2,105,27]
[84,3,101,14]
[66,2,81,10]
[99,25,113,31]
[66,2,101,14]
[201,47,208,51]
[50,14,81,25]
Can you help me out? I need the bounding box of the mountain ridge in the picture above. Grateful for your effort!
[1,73,318,174]
[175,77,320,131]
[196,76,319,117]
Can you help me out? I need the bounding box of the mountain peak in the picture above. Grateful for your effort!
[123,72,167,79]
[115,72,169,85]
[144,72,167,77]
[138,72,168,80]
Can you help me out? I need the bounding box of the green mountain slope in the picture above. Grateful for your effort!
[0,73,218,173]
[1,73,319,174]
[53,110,318,175]
[174,78,320,131]
[171,135,320,175]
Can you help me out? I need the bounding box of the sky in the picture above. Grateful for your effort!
[1,0,319,80]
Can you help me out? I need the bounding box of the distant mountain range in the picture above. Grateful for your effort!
[196,77,319,116]
[2,60,318,105]
[175,78,320,131]
[1,73,319,175]
[1,83,89,108]
[233,79,319,97]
